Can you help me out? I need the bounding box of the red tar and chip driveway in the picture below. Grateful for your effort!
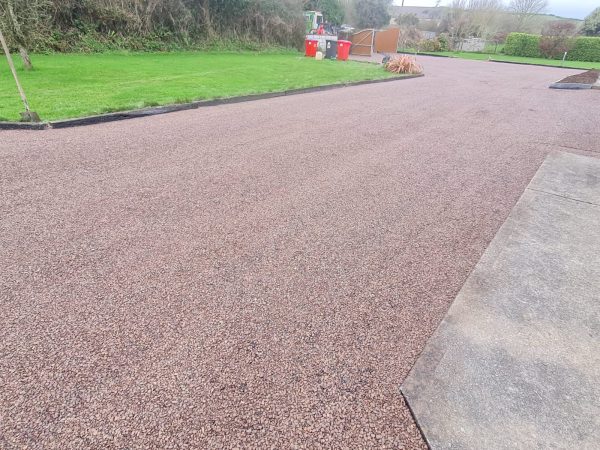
[1,56,598,448]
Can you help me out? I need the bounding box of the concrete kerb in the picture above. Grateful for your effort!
[489,58,595,70]
[409,53,597,71]
[402,52,450,58]
[400,151,600,449]
[549,82,594,90]
[398,387,432,450]
[549,70,600,90]
[0,74,423,131]
[0,121,49,130]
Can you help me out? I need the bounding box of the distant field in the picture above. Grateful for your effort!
[0,51,394,122]
[401,50,600,70]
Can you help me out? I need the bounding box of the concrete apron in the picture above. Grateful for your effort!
[402,151,600,449]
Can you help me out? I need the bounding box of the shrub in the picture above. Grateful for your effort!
[539,36,574,59]
[384,55,423,74]
[539,20,577,59]
[492,32,508,45]
[504,31,600,62]
[567,37,600,62]
[418,35,448,52]
[418,38,441,52]
[503,33,541,58]
[398,27,422,50]
[437,34,449,51]
[0,0,307,54]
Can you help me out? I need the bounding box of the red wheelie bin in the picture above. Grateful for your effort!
[337,40,351,61]
[305,39,318,57]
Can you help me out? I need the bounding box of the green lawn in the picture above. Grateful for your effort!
[407,50,600,70]
[0,51,393,122]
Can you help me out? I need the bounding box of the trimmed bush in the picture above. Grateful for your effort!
[505,32,600,62]
[567,37,600,62]
[504,33,542,58]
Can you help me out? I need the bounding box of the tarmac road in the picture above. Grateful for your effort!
[1,56,599,449]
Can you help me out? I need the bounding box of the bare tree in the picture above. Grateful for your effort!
[5,0,32,69]
[445,0,504,48]
[446,0,470,48]
[509,0,548,30]
[468,0,504,38]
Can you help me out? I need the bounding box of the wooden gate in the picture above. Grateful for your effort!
[350,29,375,56]
[374,28,400,53]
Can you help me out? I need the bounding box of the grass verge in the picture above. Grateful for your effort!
[400,50,600,70]
[0,51,394,122]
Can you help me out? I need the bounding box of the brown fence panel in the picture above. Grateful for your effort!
[374,28,400,53]
[350,29,374,56]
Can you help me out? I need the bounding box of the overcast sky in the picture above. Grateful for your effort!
[394,1,598,20]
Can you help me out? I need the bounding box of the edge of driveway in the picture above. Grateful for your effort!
[0,73,424,131]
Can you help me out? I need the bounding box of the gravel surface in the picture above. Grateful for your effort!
[1,56,599,449]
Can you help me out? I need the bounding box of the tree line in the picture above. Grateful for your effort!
[396,1,600,52]
[0,0,385,67]
[0,0,325,61]
[2,0,598,66]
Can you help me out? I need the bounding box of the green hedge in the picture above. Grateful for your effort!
[504,33,542,58]
[567,37,600,62]
[504,32,600,62]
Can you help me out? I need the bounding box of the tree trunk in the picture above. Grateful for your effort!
[0,25,39,121]
[7,0,33,70]
[199,0,214,37]
[19,46,32,70]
